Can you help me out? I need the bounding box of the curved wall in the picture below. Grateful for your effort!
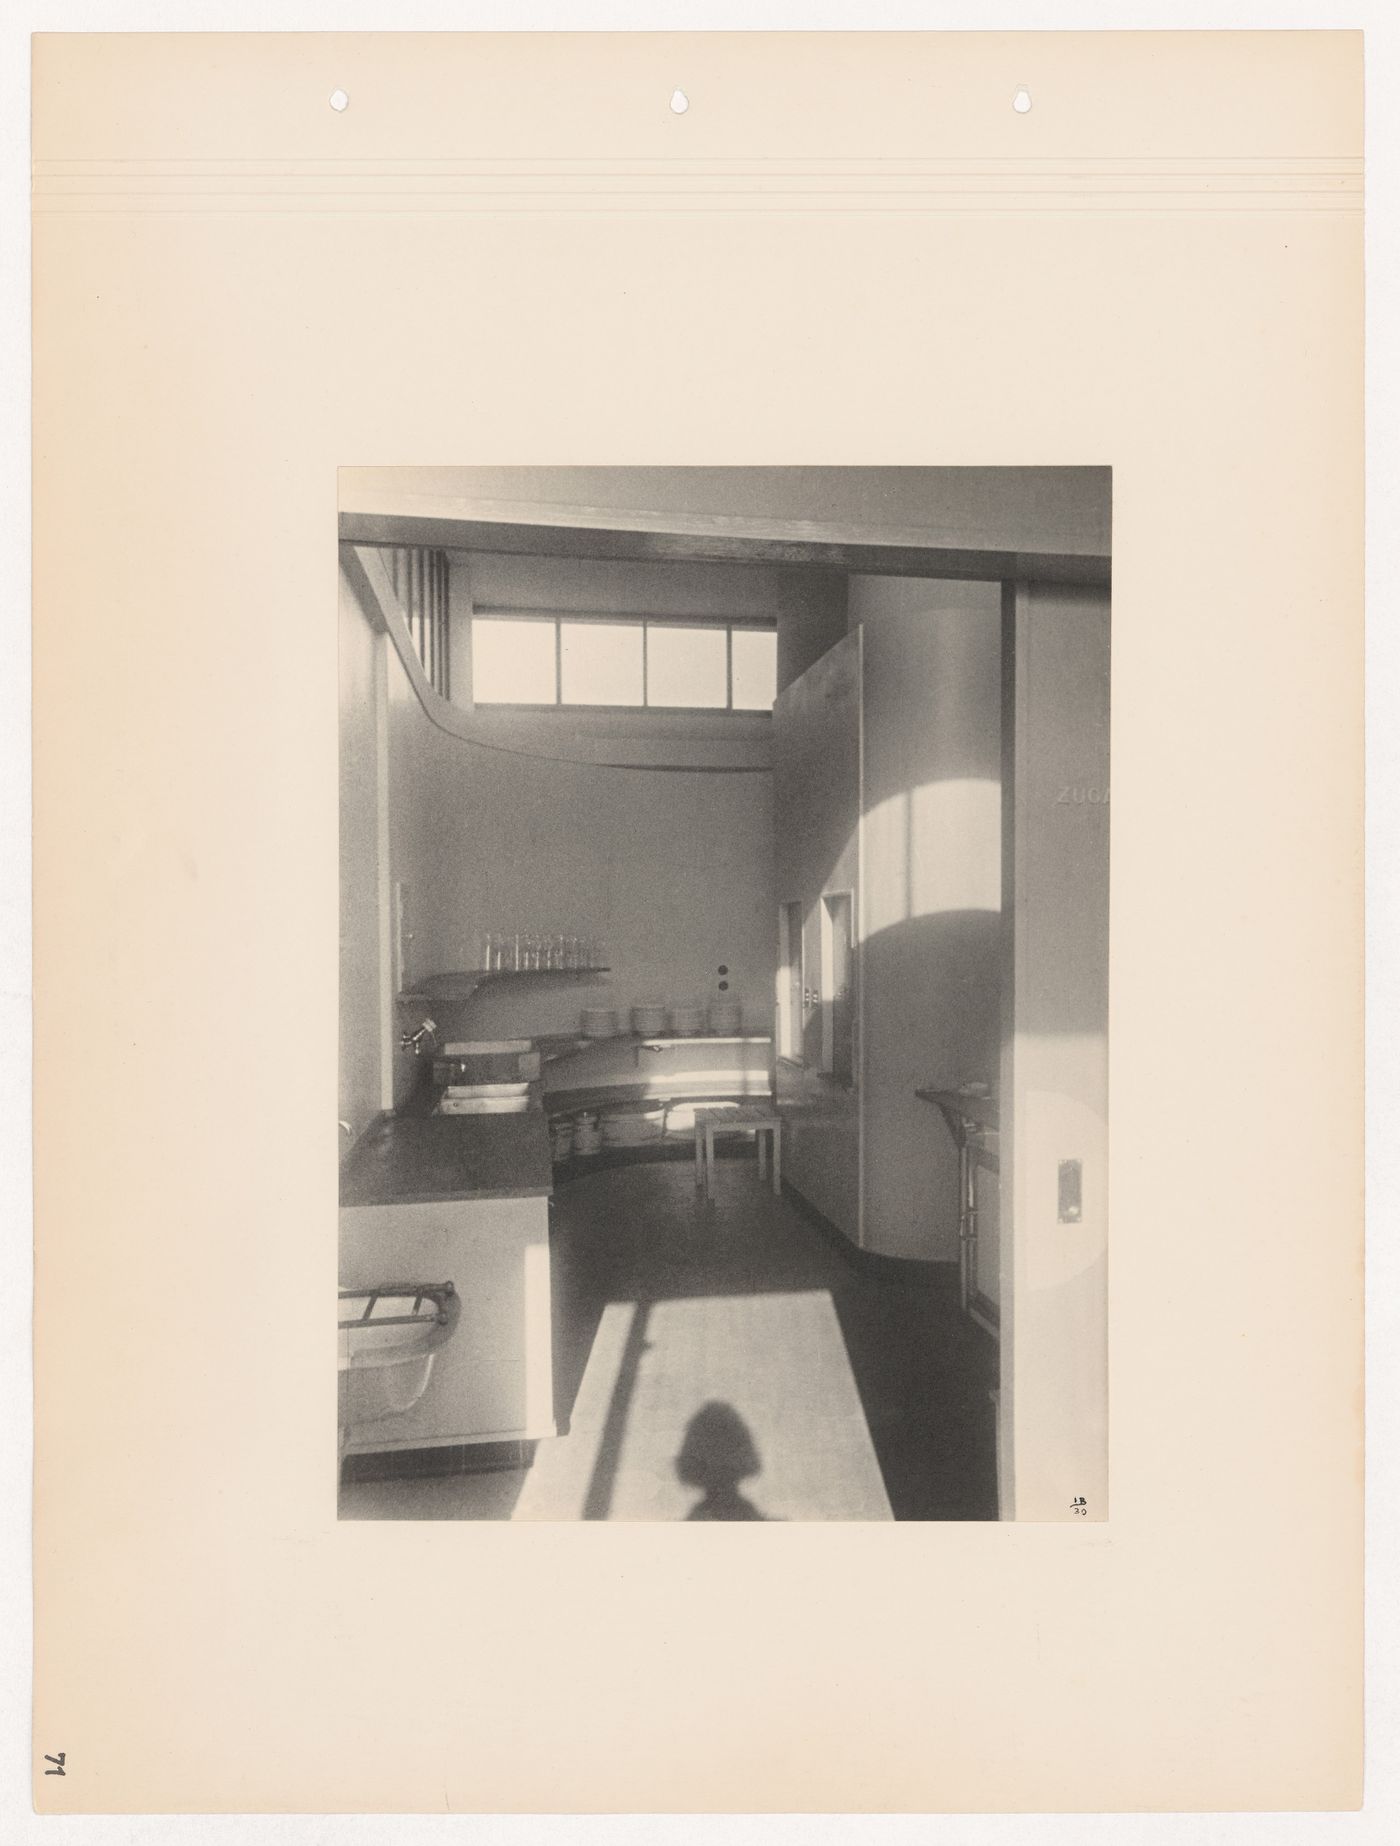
[851,575,1004,1264]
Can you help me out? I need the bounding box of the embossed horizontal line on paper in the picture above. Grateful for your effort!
[32,154,1362,215]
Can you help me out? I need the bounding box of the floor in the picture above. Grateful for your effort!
[339,1154,999,1522]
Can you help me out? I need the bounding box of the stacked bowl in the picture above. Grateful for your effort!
[667,1001,706,1037]
[602,1107,667,1148]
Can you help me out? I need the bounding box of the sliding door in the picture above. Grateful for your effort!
[1000,581,1110,1521]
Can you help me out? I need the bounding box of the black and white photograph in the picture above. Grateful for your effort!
[337,466,1110,1522]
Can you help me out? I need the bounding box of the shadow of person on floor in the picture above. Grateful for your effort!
[676,1401,767,1520]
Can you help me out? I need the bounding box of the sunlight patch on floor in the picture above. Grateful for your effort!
[512,1289,892,1522]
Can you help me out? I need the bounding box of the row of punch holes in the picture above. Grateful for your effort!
[326,86,1034,115]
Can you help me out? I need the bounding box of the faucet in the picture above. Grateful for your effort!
[399,1017,439,1057]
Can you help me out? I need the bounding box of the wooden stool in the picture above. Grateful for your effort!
[693,1105,782,1198]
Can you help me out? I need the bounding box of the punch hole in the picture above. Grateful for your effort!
[329,89,350,113]
[1012,87,1032,114]
[669,88,690,115]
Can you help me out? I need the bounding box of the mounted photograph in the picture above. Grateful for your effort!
[336,466,1110,1523]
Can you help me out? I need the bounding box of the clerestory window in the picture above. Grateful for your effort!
[470,614,777,712]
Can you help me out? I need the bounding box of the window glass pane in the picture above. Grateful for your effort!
[560,622,644,706]
[471,619,557,704]
[646,624,728,707]
[731,628,778,710]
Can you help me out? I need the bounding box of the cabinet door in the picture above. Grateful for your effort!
[340,1196,554,1449]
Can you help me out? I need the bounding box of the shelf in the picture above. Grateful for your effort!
[637,1034,771,1046]
[423,967,610,987]
[553,1032,772,1051]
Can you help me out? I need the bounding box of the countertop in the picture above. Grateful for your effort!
[341,1033,773,1206]
[914,1087,1000,1134]
[340,1097,553,1207]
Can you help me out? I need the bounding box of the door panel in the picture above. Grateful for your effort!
[1001,581,1110,1521]
[773,631,862,1241]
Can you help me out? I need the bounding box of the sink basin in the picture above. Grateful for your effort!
[443,1039,533,1055]
[443,1081,530,1098]
[436,1094,536,1115]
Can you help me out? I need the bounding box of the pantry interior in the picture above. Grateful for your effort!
[338,466,1110,1522]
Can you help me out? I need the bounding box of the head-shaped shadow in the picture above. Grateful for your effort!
[676,1401,767,1520]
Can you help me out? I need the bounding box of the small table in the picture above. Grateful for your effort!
[914,1087,1000,1328]
[693,1105,782,1198]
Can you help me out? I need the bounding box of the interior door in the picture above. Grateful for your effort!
[772,629,862,1242]
[1000,581,1110,1522]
